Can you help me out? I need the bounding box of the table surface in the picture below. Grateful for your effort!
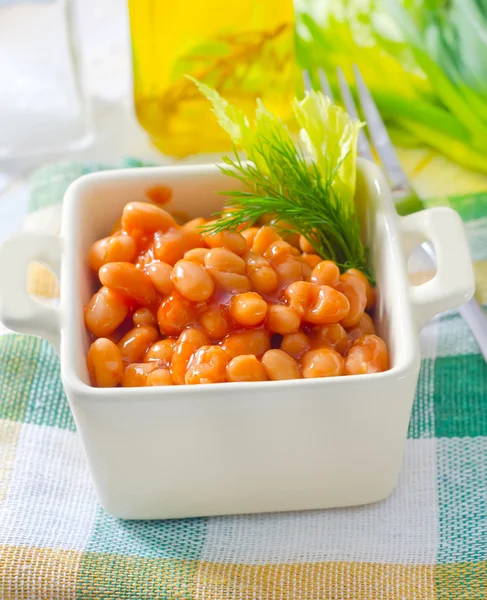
[1,0,487,243]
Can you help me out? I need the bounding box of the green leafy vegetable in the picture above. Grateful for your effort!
[294,91,362,202]
[190,78,372,280]
[295,0,487,174]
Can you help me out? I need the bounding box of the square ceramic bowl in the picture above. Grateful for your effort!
[0,160,474,519]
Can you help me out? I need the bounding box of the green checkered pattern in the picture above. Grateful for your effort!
[0,162,486,599]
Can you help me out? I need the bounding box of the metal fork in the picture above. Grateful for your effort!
[303,67,487,362]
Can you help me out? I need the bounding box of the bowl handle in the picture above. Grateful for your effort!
[399,207,475,330]
[0,233,62,352]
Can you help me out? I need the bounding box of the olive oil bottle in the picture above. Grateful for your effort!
[128,0,296,157]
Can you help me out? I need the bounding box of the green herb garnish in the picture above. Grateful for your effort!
[191,78,372,281]
[296,0,487,174]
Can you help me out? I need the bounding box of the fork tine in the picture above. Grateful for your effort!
[302,69,313,93]
[353,64,410,190]
[336,67,374,162]
[318,68,334,102]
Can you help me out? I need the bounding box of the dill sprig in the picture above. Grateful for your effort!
[191,79,372,281]
[204,131,372,280]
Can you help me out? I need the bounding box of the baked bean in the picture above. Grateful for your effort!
[335,272,367,328]
[171,327,210,385]
[145,339,175,365]
[284,281,311,317]
[222,329,270,358]
[133,307,157,327]
[251,226,281,255]
[118,325,159,363]
[212,271,251,293]
[136,248,155,269]
[301,347,344,378]
[87,338,123,387]
[310,260,340,287]
[205,248,250,292]
[203,228,247,256]
[347,313,376,342]
[153,229,183,264]
[261,349,301,380]
[184,247,208,265]
[85,286,129,337]
[146,368,173,386]
[185,345,229,384]
[280,331,311,359]
[154,229,202,265]
[284,281,350,324]
[309,323,350,356]
[345,334,389,375]
[204,247,246,274]
[99,262,156,305]
[182,217,206,232]
[300,253,322,269]
[179,219,205,246]
[299,235,315,254]
[122,202,177,234]
[266,305,300,335]
[130,231,153,254]
[85,203,390,386]
[298,259,312,279]
[346,268,376,309]
[241,227,259,249]
[275,257,304,286]
[272,220,300,248]
[89,234,137,271]
[172,259,214,302]
[307,285,350,324]
[122,362,157,387]
[157,294,197,336]
[226,355,267,382]
[245,251,278,295]
[146,261,173,296]
[361,312,376,334]
[229,292,267,327]
[199,306,230,340]
[264,240,293,265]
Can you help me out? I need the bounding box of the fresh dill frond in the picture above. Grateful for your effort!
[191,79,372,281]
[203,131,372,280]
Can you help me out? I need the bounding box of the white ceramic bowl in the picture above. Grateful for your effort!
[0,160,474,519]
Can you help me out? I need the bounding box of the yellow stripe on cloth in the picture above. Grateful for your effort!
[435,562,487,599]
[76,554,199,600]
[473,261,487,305]
[0,545,81,600]
[27,263,59,300]
[195,562,435,600]
[0,420,22,504]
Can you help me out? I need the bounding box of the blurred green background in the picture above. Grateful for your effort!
[295,0,487,177]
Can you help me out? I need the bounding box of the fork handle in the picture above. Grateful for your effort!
[459,299,487,363]
[421,241,487,362]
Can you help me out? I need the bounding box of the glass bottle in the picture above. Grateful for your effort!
[128,0,296,157]
[0,0,92,159]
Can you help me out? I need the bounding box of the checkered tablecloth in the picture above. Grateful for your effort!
[0,161,486,599]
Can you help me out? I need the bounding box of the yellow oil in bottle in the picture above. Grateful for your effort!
[128,0,296,157]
